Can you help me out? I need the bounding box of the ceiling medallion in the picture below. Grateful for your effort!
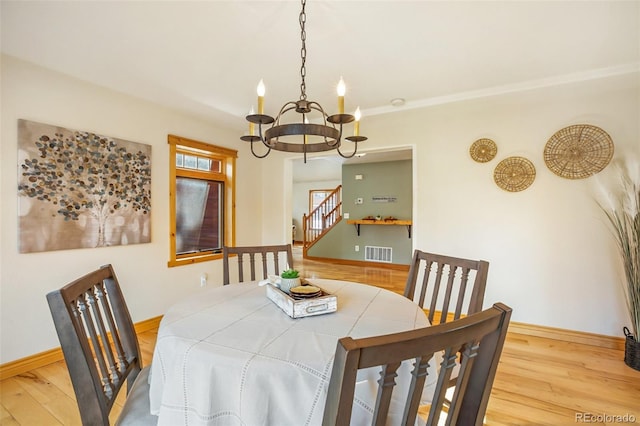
[470,138,497,163]
[240,0,366,163]
[543,124,613,179]
[494,156,536,192]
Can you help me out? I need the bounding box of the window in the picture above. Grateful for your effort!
[309,189,334,229]
[168,135,236,267]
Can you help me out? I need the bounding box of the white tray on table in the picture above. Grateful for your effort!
[266,283,337,318]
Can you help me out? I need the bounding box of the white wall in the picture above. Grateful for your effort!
[0,55,265,363]
[364,74,640,336]
[222,72,639,338]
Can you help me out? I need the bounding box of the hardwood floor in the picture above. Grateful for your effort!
[2,246,639,425]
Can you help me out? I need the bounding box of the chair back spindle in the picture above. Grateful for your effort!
[222,244,294,285]
[404,250,489,324]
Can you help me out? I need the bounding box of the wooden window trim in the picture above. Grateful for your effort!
[168,134,237,267]
[309,189,334,213]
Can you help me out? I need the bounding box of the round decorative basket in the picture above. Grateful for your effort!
[493,156,536,192]
[624,327,640,371]
[470,138,497,163]
[543,124,614,179]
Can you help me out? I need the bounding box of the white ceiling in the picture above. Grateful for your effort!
[2,0,638,138]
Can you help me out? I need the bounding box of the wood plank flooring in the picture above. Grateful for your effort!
[2,246,639,425]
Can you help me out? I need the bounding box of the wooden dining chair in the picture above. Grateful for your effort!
[222,244,294,285]
[46,264,156,426]
[322,303,511,426]
[404,250,489,325]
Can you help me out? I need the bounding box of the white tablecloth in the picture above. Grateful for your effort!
[149,279,436,426]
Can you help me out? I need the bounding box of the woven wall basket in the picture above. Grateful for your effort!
[493,156,536,192]
[543,124,614,179]
[470,138,497,163]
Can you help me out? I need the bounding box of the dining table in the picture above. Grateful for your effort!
[148,278,438,426]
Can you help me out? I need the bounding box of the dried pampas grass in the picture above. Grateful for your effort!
[595,155,640,341]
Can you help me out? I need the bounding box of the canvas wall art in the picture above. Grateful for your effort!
[17,119,152,253]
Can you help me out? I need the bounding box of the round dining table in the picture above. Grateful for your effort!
[149,278,436,426]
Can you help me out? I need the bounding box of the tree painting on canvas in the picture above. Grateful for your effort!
[17,119,151,253]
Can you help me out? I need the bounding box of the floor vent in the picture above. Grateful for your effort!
[365,246,392,263]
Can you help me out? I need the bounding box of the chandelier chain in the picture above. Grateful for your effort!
[299,0,307,101]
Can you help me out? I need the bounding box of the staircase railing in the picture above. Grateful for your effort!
[302,185,342,254]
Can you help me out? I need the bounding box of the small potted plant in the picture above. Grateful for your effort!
[280,269,301,294]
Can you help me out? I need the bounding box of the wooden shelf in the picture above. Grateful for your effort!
[346,219,412,238]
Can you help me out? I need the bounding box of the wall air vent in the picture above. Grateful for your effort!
[364,246,392,263]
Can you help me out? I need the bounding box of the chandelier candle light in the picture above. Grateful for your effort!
[240,0,366,163]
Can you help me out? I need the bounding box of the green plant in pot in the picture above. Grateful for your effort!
[280,269,301,294]
[596,157,640,371]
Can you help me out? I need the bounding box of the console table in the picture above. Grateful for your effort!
[346,219,412,238]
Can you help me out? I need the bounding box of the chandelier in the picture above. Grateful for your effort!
[240,0,366,163]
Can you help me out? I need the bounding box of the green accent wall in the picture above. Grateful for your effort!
[308,160,412,264]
